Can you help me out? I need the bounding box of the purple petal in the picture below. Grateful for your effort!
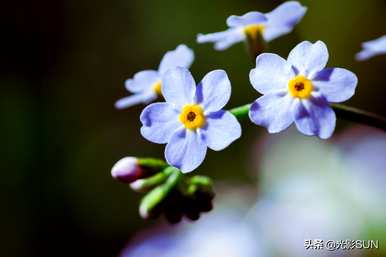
[313,68,358,103]
[293,94,336,139]
[249,93,294,133]
[264,1,307,42]
[115,92,157,109]
[125,70,160,93]
[140,103,181,144]
[362,35,386,50]
[287,41,329,77]
[356,50,378,61]
[201,111,241,151]
[195,70,231,113]
[226,12,267,27]
[165,128,207,173]
[158,45,195,75]
[356,35,386,61]
[250,53,294,94]
[263,26,293,42]
[197,29,245,51]
[161,67,196,109]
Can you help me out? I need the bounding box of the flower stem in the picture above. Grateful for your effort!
[230,103,386,131]
[331,104,386,131]
[139,167,182,219]
[130,167,175,193]
[138,158,168,169]
[245,32,267,61]
[229,104,251,120]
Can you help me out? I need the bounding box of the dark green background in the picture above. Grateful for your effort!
[1,0,385,256]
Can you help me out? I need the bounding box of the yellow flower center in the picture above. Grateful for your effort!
[179,104,206,130]
[244,24,265,39]
[288,75,314,99]
[152,81,162,96]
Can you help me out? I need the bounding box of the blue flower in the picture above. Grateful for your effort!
[249,41,358,139]
[140,68,241,173]
[115,45,194,109]
[356,35,386,61]
[197,1,307,50]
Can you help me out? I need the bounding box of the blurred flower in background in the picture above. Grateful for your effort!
[115,44,194,109]
[249,127,386,257]
[356,35,386,61]
[119,188,265,257]
[337,127,386,217]
[197,1,307,50]
[117,127,386,257]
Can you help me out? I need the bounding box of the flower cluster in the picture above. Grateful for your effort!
[112,1,386,222]
[111,157,214,223]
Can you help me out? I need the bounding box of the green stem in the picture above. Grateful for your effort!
[230,103,386,131]
[331,104,386,131]
[138,158,168,170]
[130,167,175,193]
[229,104,252,120]
[139,167,182,218]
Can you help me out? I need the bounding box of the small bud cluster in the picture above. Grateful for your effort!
[111,157,214,223]
[150,176,214,224]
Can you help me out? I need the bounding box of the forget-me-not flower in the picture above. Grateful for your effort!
[197,1,307,50]
[140,67,241,173]
[356,35,386,61]
[249,41,358,139]
[115,44,194,109]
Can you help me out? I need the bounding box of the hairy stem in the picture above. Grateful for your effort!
[230,103,386,131]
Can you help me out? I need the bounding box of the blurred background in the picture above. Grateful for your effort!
[1,0,386,256]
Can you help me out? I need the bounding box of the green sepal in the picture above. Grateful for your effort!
[139,167,182,219]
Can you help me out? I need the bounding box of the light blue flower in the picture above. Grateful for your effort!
[197,1,307,50]
[249,41,358,139]
[140,67,241,173]
[115,45,194,109]
[356,35,386,61]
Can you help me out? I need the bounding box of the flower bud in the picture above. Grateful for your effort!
[111,157,143,183]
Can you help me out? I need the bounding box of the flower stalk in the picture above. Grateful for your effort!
[230,103,386,131]
[130,167,174,192]
[137,158,169,171]
[117,159,215,222]
[245,30,267,60]
[331,104,386,131]
[139,167,182,219]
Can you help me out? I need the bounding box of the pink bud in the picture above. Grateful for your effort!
[111,157,143,183]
